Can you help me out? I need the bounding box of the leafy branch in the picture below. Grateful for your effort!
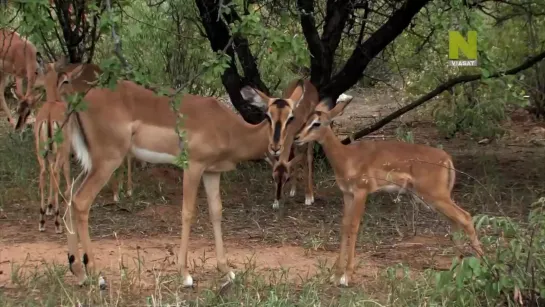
[341,50,545,144]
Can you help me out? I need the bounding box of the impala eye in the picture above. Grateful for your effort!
[286,115,294,125]
[311,122,321,128]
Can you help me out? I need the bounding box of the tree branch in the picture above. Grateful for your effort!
[296,0,324,86]
[320,0,431,101]
[341,50,545,144]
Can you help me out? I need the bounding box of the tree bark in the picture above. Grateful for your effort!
[341,50,545,144]
[51,0,103,63]
[297,0,351,88]
[196,0,267,124]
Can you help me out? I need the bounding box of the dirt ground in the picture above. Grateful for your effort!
[1,86,544,297]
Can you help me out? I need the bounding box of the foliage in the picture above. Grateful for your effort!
[382,198,545,306]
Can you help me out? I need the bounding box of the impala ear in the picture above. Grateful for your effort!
[240,86,270,109]
[315,97,333,113]
[70,64,85,80]
[287,79,305,109]
[329,94,353,118]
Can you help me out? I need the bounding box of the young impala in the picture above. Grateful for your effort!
[0,28,45,127]
[29,58,135,233]
[15,57,274,288]
[241,79,318,208]
[294,97,484,286]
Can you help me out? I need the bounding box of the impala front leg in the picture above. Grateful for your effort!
[71,161,121,285]
[179,164,204,287]
[203,172,235,283]
[331,192,354,286]
[346,189,368,282]
[304,141,315,205]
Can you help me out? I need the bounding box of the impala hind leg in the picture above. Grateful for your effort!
[179,164,204,287]
[69,159,123,285]
[203,172,235,283]
[425,194,484,257]
[304,141,315,205]
[126,155,133,197]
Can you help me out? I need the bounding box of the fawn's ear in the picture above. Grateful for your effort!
[314,97,333,113]
[240,86,270,109]
[328,94,354,119]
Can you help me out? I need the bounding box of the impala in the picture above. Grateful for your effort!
[294,97,484,286]
[29,58,135,233]
[0,28,45,127]
[241,79,317,208]
[16,57,274,287]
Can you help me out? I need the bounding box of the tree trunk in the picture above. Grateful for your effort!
[195,0,267,124]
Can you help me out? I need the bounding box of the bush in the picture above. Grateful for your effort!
[383,197,545,307]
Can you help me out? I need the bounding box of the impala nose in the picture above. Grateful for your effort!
[270,145,281,156]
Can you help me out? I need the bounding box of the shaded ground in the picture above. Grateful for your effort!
[1,86,544,304]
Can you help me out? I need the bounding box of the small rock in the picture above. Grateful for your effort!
[478,138,490,145]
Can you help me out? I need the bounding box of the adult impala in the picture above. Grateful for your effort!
[294,97,484,286]
[0,28,45,127]
[15,57,275,287]
[31,58,135,233]
[241,79,318,208]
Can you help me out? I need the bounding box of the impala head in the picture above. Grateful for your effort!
[11,53,46,129]
[240,79,306,156]
[14,56,84,131]
[294,95,354,145]
[265,150,304,200]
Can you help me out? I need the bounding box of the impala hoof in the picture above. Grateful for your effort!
[304,195,314,205]
[98,276,107,290]
[46,204,54,216]
[330,273,349,287]
[182,274,193,288]
[289,187,296,197]
[272,200,280,209]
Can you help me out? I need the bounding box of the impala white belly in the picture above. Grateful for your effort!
[130,146,177,164]
[379,184,407,193]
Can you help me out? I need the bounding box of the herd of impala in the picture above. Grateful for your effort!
[1,28,484,288]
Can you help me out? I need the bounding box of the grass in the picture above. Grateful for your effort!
[1,111,544,306]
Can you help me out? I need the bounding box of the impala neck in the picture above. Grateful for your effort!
[233,119,270,161]
[45,83,61,103]
[319,127,349,175]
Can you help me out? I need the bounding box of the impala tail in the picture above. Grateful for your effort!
[69,112,92,174]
